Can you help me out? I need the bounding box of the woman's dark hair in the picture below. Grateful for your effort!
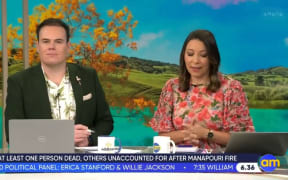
[179,29,221,92]
[36,18,70,42]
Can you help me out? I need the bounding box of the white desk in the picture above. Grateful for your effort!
[1,173,288,180]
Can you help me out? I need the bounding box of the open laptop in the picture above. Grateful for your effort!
[225,132,288,156]
[9,119,74,153]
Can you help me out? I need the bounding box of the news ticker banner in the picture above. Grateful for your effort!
[0,154,281,173]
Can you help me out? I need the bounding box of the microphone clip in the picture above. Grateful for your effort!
[76,76,82,86]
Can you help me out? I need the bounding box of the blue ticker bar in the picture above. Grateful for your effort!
[0,162,238,173]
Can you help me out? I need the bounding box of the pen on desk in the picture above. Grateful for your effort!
[87,129,95,134]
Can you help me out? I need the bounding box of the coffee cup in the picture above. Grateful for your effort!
[97,136,121,153]
[153,136,176,154]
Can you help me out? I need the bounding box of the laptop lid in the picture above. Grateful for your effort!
[225,132,288,156]
[9,119,74,153]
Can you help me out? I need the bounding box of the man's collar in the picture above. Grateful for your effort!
[41,65,70,86]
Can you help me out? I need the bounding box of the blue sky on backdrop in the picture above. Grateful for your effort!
[2,0,288,74]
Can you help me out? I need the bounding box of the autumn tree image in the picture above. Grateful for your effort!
[0,25,23,66]
[4,0,155,113]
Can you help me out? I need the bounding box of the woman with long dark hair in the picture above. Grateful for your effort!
[150,30,254,151]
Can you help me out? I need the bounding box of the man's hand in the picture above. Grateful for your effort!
[74,124,91,147]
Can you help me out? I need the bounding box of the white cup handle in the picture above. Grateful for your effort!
[116,138,122,153]
[170,140,176,154]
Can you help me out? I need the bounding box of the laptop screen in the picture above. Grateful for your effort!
[225,132,288,156]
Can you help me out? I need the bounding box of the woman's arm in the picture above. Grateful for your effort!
[149,79,176,135]
[183,123,230,146]
[159,129,200,145]
[159,130,189,144]
[207,130,230,146]
[223,80,255,132]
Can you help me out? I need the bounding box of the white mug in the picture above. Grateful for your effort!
[97,136,121,153]
[153,136,176,154]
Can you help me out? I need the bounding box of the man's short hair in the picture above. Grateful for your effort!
[36,18,70,42]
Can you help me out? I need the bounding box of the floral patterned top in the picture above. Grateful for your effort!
[43,69,76,121]
[149,74,255,150]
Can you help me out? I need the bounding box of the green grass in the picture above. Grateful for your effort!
[101,75,153,97]
[8,63,24,75]
[232,73,288,109]
[100,70,177,104]
[1,63,288,109]
[128,69,177,89]
[249,100,288,109]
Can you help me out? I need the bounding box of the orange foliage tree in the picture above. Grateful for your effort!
[9,0,155,114]
[26,1,138,71]
[0,25,22,73]
[0,25,23,64]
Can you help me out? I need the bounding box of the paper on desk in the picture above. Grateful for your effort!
[176,146,199,153]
